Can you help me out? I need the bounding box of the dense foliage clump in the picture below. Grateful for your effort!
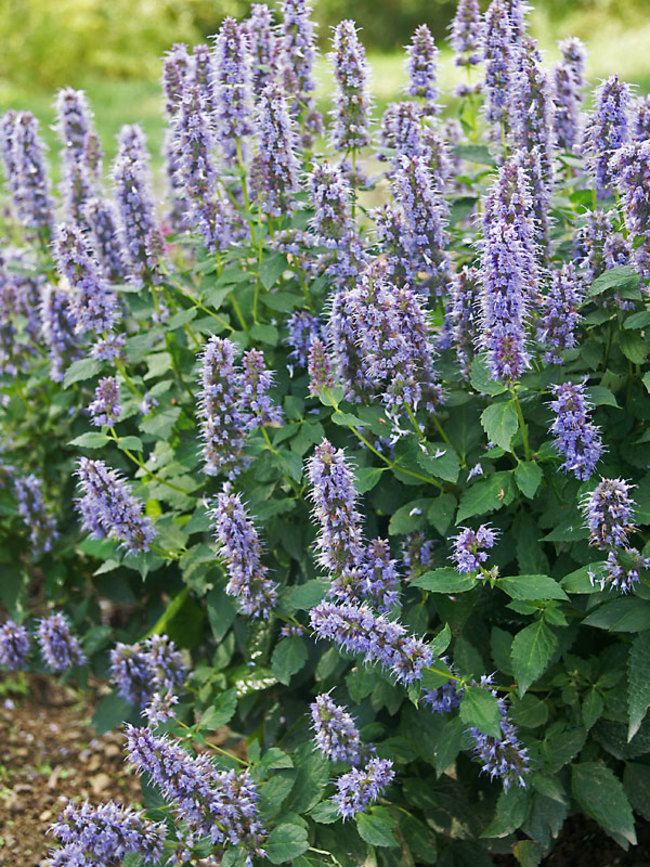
[0,0,649,864]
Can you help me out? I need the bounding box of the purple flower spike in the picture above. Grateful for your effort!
[450,0,483,67]
[241,348,283,429]
[0,111,20,202]
[308,336,335,395]
[596,548,650,595]
[553,37,587,152]
[549,382,603,481]
[483,0,515,129]
[405,24,439,113]
[334,758,395,819]
[37,613,86,672]
[611,140,650,278]
[281,0,322,147]
[198,337,247,478]
[76,457,155,555]
[193,43,217,118]
[584,478,636,550]
[88,376,121,427]
[212,486,278,619]
[0,620,30,671]
[48,799,166,866]
[469,682,529,790]
[84,198,128,283]
[247,4,280,99]
[162,43,192,118]
[583,74,630,198]
[537,264,584,363]
[451,525,498,573]
[14,474,58,555]
[450,265,481,378]
[632,95,650,141]
[287,310,322,367]
[214,17,253,165]
[12,112,55,238]
[110,634,186,709]
[40,286,80,383]
[331,20,371,151]
[250,83,300,217]
[311,693,362,764]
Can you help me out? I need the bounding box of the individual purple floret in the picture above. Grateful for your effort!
[88,376,121,427]
[112,125,162,284]
[281,0,322,147]
[14,474,58,555]
[175,83,231,251]
[110,633,186,709]
[469,686,529,790]
[362,539,401,612]
[423,679,463,714]
[334,757,395,819]
[483,0,515,129]
[307,439,365,577]
[212,486,278,619]
[53,222,118,335]
[632,95,650,141]
[311,693,362,764]
[450,0,483,67]
[537,264,584,363]
[309,161,367,287]
[76,457,155,555]
[583,74,630,198]
[250,83,300,217]
[310,599,432,686]
[91,332,126,363]
[241,348,283,430]
[12,112,54,238]
[0,620,30,671]
[549,381,603,481]
[553,37,587,152]
[330,19,371,152]
[405,24,439,114]
[84,198,128,283]
[214,17,253,164]
[308,337,335,395]
[451,525,497,573]
[48,799,166,866]
[37,613,86,672]
[143,689,179,725]
[125,726,266,855]
[479,158,533,382]
[449,265,481,378]
[247,4,280,99]
[583,478,636,550]
[40,286,80,383]
[287,310,322,367]
[393,154,452,296]
[198,337,247,478]
[611,140,650,278]
[593,548,650,595]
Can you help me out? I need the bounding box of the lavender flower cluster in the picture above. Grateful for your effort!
[110,633,187,712]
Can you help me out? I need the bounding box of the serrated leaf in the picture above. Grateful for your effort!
[201,688,237,730]
[69,431,110,448]
[480,401,519,451]
[281,580,327,611]
[331,410,364,427]
[589,265,639,297]
[470,355,508,396]
[271,636,308,685]
[63,357,102,388]
[511,620,558,696]
[259,253,287,290]
[117,436,143,451]
[139,407,181,438]
[355,466,385,493]
[388,498,429,535]
[456,473,512,522]
[460,686,502,738]
[92,692,132,735]
[623,763,650,820]
[572,762,636,846]
[430,623,452,657]
[356,808,399,847]
[482,786,530,838]
[497,574,568,601]
[427,492,457,535]
[514,462,543,498]
[587,385,620,408]
[583,599,650,633]
[411,567,478,594]
[628,632,650,741]
[264,824,309,864]
[620,331,648,365]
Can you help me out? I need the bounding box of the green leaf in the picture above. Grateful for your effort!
[388,498,429,535]
[497,574,568,601]
[69,431,110,449]
[620,331,648,365]
[200,688,237,730]
[623,763,650,820]
[259,253,288,290]
[331,410,364,427]
[139,407,181,438]
[514,462,543,498]
[92,692,132,735]
[587,385,620,408]
[427,493,457,535]
[271,637,308,685]
[561,563,605,594]
[460,686,502,738]
[264,824,310,864]
[455,143,497,166]
[482,786,530,838]
[643,371,650,394]
[572,763,636,847]
[117,436,143,452]
[206,587,237,641]
[511,620,558,696]
[309,799,339,824]
[589,265,639,298]
[628,632,650,741]
[583,599,650,633]
[356,807,399,848]
[63,357,102,388]
[411,567,478,594]
[355,466,385,493]
[430,623,452,657]
[456,472,513,522]
[470,355,508,396]
[480,401,519,451]
[624,309,650,330]
[281,580,327,611]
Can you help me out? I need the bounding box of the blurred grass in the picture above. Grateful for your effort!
[0,16,648,178]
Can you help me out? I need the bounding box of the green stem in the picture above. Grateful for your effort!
[169,280,234,333]
[108,429,190,495]
[509,388,531,461]
[230,293,248,332]
[405,403,424,440]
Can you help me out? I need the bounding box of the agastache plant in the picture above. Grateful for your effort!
[247,4,279,99]
[14,474,58,555]
[37,612,86,672]
[549,381,603,481]
[88,376,121,427]
[450,265,481,378]
[0,620,30,670]
[162,43,192,118]
[483,0,516,131]
[12,112,55,238]
[469,680,530,790]
[40,286,79,382]
[110,634,187,709]
[192,43,217,118]
[84,198,128,283]
[583,74,630,198]
[450,0,483,68]
[334,757,395,819]
[553,37,587,151]
[451,525,498,573]
[250,82,300,217]
[330,19,371,152]
[537,263,584,363]
[281,0,322,146]
[611,140,650,277]
[311,693,362,764]
[214,17,253,164]
[405,24,439,114]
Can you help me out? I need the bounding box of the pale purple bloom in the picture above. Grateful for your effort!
[247,4,280,99]
[125,726,266,854]
[212,486,278,619]
[450,0,483,67]
[402,531,434,578]
[143,690,180,725]
[91,332,126,363]
[583,74,630,198]
[37,613,86,672]
[469,683,529,790]
[611,140,650,277]
[308,337,335,394]
[334,758,395,819]
[483,0,515,129]
[281,0,322,146]
[537,264,584,363]
[584,478,636,550]
[450,265,481,378]
[56,88,99,226]
[193,43,217,118]
[48,799,166,866]
[451,525,497,573]
[12,112,54,238]
[310,599,432,685]
[632,95,650,141]
[379,101,423,164]
[53,222,118,335]
[574,209,612,281]
[241,348,283,429]
[14,474,58,555]
[330,20,371,151]
[110,634,186,710]
[55,88,95,162]
[0,111,19,201]
[423,678,463,714]
[405,24,439,113]
[549,382,603,481]
[0,620,30,671]
[553,37,587,151]
[287,310,322,366]
[40,286,80,383]
[76,457,155,555]
[84,198,128,283]
[214,17,253,164]
[594,548,650,594]
[250,83,300,217]
[311,693,362,764]
[362,539,401,612]
[162,43,192,118]
[88,376,121,427]
[198,337,247,478]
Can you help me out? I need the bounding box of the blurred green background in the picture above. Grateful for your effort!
[0,0,648,170]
